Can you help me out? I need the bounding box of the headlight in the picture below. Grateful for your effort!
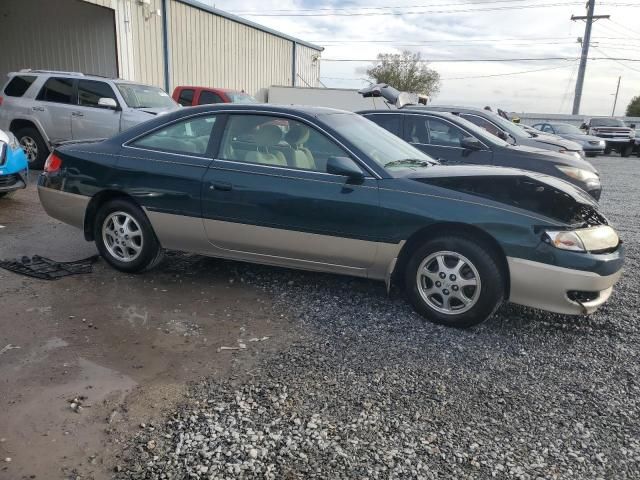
[545,231,585,251]
[555,165,600,183]
[599,140,606,147]
[545,226,619,252]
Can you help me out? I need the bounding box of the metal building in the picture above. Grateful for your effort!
[0,0,323,100]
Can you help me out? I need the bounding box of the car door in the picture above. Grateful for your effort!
[34,77,75,142]
[201,113,381,272]
[71,80,121,140]
[404,114,492,166]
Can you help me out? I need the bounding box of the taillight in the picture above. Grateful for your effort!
[0,96,3,106]
[44,153,62,173]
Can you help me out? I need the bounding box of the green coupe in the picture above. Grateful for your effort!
[38,105,624,328]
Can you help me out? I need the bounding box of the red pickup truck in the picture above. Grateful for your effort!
[172,86,258,106]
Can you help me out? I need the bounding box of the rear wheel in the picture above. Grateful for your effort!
[404,236,505,328]
[94,199,163,273]
[621,146,633,158]
[604,146,612,155]
[15,126,48,169]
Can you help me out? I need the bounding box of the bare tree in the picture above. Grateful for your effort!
[366,50,440,96]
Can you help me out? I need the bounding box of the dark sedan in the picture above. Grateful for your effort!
[532,122,606,157]
[38,105,623,328]
[359,109,602,200]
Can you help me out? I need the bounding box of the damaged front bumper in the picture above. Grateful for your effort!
[507,245,624,315]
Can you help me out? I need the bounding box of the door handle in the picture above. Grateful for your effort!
[210,181,232,191]
[71,111,84,117]
[32,106,45,112]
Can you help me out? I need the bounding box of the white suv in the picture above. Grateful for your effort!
[0,70,179,168]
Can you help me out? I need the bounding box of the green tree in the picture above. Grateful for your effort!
[626,96,640,117]
[366,50,440,96]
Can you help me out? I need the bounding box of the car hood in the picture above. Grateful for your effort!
[560,133,603,143]
[503,144,598,172]
[398,165,605,227]
[135,107,178,116]
[528,132,583,151]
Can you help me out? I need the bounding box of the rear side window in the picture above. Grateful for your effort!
[37,77,74,104]
[131,116,217,155]
[198,90,224,105]
[77,80,118,108]
[365,114,402,136]
[177,88,194,106]
[4,75,37,97]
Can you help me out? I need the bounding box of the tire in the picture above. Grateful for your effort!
[94,198,163,273]
[404,236,505,328]
[585,152,597,158]
[621,146,632,158]
[15,126,48,169]
[0,191,15,199]
[604,146,612,155]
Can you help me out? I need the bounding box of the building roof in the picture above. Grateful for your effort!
[178,0,324,52]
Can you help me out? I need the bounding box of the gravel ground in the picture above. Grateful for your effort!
[116,156,640,480]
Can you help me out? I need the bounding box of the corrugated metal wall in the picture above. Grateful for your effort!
[167,0,294,100]
[295,44,321,88]
[0,0,118,81]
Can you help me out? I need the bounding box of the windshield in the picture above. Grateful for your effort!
[321,113,437,170]
[590,118,626,127]
[484,112,530,138]
[552,123,583,135]
[116,83,177,109]
[229,92,258,104]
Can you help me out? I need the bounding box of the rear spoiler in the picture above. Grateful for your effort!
[358,83,422,109]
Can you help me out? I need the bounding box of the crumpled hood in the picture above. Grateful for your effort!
[401,165,605,227]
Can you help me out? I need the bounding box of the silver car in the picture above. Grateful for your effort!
[0,70,179,168]
[532,122,606,157]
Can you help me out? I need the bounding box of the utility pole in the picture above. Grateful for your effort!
[611,76,621,116]
[571,0,610,115]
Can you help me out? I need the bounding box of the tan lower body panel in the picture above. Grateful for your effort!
[37,186,90,230]
[507,256,622,315]
[146,210,403,282]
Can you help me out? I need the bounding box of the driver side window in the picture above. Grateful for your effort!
[425,118,466,147]
[218,114,357,174]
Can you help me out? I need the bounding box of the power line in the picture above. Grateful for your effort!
[609,20,640,38]
[593,47,640,73]
[321,56,640,62]
[234,0,639,14]
[239,3,586,17]
[441,63,576,79]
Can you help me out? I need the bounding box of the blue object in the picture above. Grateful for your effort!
[0,129,28,196]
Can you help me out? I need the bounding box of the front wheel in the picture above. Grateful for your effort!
[94,199,163,273]
[15,126,48,169]
[621,146,633,158]
[404,236,505,328]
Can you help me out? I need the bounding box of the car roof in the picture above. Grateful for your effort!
[11,70,118,82]
[358,109,461,119]
[405,105,490,114]
[175,86,240,93]
[177,103,353,117]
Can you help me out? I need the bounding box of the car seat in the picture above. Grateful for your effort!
[285,124,316,170]
[245,124,287,166]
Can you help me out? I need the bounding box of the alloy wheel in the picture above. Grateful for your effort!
[20,136,38,163]
[102,211,144,262]
[416,251,481,315]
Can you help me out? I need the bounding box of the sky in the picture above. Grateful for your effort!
[203,0,640,116]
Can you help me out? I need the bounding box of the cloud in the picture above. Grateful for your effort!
[202,0,640,116]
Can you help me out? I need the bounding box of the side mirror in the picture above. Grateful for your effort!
[98,97,119,110]
[580,123,588,130]
[326,156,365,183]
[460,136,483,151]
[630,123,636,129]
